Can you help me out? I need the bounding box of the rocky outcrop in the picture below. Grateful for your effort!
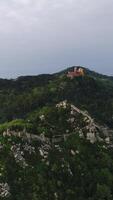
[1,101,113,145]
[56,101,113,144]
[0,183,10,198]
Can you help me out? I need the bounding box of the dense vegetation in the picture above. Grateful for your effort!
[1,134,113,200]
[0,67,113,199]
[0,67,113,127]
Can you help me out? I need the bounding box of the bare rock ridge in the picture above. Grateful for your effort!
[1,101,113,145]
[56,101,112,144]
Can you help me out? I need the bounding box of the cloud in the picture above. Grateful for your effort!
[0,0,112,77]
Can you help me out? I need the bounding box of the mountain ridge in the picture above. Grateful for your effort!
[0,66,112,126]
[1,66,113,199]
[0,66,113,81]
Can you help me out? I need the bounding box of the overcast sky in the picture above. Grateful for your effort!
[0,0,113,78]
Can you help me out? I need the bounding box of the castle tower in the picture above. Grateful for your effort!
[67,67,84,79]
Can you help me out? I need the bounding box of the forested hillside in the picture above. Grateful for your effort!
[0,67,113,200]
[0,67,113,127]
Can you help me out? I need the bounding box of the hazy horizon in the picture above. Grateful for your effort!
[0,0,113,78]
[0,65,112,80]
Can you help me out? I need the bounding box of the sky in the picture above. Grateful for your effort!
[0,0,113,78]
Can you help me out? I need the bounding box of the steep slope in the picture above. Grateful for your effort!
[0,102,113,199]
[0,66,113,127]
[0,66,113,200]
[1,100,113,148]
[47,70,113,127]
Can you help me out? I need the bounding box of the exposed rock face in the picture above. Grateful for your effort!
[11,144,28,168]
[38,142,51,162]
[70,104,103,143]
[0,101,113,199]
[0,183,10,198]
[56,101,113,144]
[3,130,47,143]
[1,101,113,145]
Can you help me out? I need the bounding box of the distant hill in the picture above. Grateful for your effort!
[1,66,113,200]
[0,66,112,127]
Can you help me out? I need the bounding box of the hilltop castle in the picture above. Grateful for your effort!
[67,67,84,79]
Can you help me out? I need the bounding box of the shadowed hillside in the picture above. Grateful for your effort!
[0,67,113,200]
[0,67,112,127]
